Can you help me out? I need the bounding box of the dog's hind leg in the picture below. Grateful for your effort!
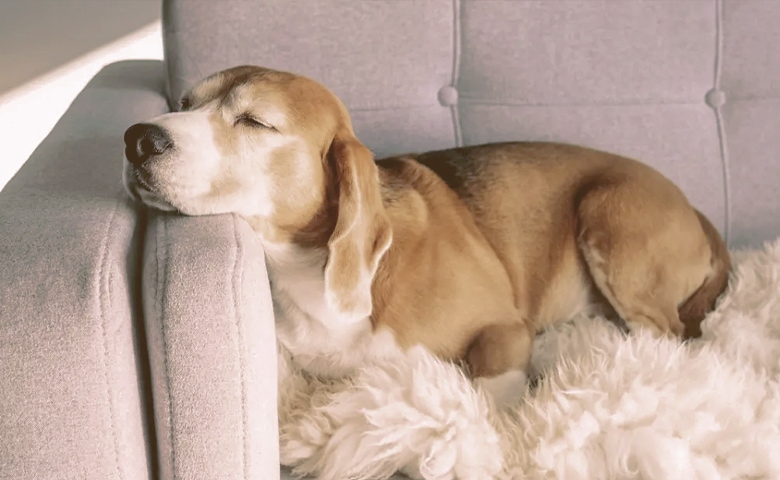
[575,179,712,339]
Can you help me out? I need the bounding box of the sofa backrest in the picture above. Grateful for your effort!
[162,0,780,247]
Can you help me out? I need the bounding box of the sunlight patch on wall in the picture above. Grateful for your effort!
[0,21,163,191]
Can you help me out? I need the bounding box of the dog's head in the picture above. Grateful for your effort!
[123,65,392,320]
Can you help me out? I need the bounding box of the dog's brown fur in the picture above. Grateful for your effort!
[371,143,731,378]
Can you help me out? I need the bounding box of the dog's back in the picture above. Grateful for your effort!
[379,142,731,340]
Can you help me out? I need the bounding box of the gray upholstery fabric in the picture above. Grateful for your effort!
[165,0,780,248]
[720,0,780,246]
[142,212,279,480]
[0,60,168,480]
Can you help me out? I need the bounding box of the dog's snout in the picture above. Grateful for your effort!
[124,123,173,167]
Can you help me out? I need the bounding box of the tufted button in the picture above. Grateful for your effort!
[438,85,459,107]
[705,88,727,108]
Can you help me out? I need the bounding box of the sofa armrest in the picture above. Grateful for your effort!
[0,60,169,479]
[141,212,279,480]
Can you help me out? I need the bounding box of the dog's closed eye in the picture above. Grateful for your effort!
[236,113,277,132]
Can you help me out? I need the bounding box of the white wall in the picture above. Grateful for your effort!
[0,0,163,190]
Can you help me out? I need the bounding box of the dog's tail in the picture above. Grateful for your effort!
[678,210,732,339]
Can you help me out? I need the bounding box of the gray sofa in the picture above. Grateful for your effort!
[1,1,778,479]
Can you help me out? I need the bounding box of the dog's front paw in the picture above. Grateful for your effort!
[474,370,528,409]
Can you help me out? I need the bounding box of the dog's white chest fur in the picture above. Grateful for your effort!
[266,244,403,379]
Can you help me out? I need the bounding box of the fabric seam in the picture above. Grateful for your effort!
[232,216,249,479]
[157,216,177,480]
[450,0,463,147]
[713,0,731,245]
[98,195,124,480]
[456,98,712,107]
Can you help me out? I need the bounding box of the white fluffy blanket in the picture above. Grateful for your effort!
[278,240,780,480]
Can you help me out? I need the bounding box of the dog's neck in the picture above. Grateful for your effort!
[261,239,331,318]
[260,237,396,378]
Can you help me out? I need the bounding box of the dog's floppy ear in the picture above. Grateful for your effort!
[323,131,392,322]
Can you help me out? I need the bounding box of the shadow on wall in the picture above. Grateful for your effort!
[0,0,161,96]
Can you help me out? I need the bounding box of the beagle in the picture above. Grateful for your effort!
[123,65,731,406]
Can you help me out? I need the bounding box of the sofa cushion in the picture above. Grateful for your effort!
[0,60,168,480]
[163,0,780,247]
[719,0,780,246]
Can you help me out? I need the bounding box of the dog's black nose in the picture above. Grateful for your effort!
[124,123,173,167]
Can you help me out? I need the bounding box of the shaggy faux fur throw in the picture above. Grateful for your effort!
[278,239,780,480]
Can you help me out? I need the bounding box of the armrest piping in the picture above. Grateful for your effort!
[97,192,125,480]
[155,216,178,479]
[231,214,250,479]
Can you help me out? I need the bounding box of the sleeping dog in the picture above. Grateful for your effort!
[122,65,731,406]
